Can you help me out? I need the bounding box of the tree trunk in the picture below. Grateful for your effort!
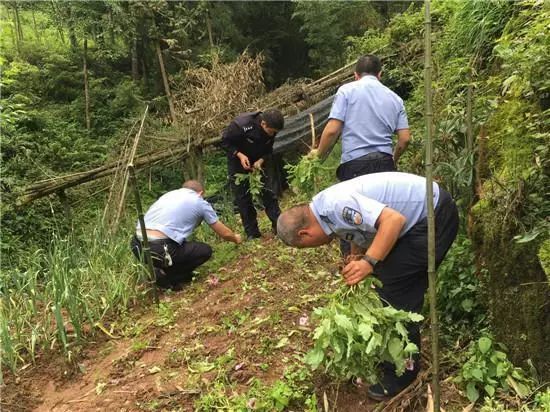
[6,8,18,52]
[67,6,77,50]
[206,8,214,50]
[83,38,91,131]
[155,40,177,124]
[131,37,140,81]
[108,7,115,45]
[14,3,23,41]
[32,8,41,43]
[50,1,66,44]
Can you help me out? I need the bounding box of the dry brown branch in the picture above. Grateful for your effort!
[18,58,355,206]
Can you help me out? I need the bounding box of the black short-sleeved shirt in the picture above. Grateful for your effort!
[220,112,275,164]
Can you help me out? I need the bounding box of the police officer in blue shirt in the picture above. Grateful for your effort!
[311,55,411,255]
[277,172,459,400]
[131,180,242,291]
[221,110,284,240]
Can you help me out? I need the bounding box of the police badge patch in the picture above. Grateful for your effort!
[342,207,363,225]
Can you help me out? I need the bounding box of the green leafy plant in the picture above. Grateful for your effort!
[304,277,423,383]
[284,155,330,200]
[456,336,533,403]
[436,235,486,336]
[194,365,317,411]
[235,168,264,206]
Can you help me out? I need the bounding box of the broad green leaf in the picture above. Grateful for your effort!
[404,342,418,354]
[304,348,324,369]
[471,368,483,381]
[496,362,508,377]
[357,323,372,341]
[484,384,495,397]
[395,322,408,337]
[466,382,479,402]
[478,337,492,354]
[334,313,353,330]
[408,313,424,322]
[387,337,403,362]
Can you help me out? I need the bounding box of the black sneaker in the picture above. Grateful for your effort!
[246,234,261,241]
[367,369,418,401]
[367,383,392,401]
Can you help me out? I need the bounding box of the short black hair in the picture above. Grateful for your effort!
[261,109,284,130]
[355,55,382,76]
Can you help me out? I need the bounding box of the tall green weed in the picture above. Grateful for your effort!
[0,225,145,373]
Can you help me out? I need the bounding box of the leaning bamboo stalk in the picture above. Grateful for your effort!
[424,1,440,411]
[101,118,139,226]
[128,164,159,305]
[114,106,149,229]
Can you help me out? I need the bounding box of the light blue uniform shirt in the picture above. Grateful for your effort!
[136,188,218,244]
[329,75,409,163]
[310,172,439,248]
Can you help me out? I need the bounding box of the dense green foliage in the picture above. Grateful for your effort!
[457,336,532,403]
[1,0,549,408]
[305,278,422,383]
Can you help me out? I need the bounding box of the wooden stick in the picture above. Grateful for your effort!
[309,113,316,149]
[423,2,441,411]
[114,106,149,230]
[128,164,159,305]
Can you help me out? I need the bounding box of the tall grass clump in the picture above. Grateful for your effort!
[0,226,146,374]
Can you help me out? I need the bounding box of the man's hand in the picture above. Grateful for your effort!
[253,159,264,170]
[342,259,372,286]
[237,152,251,170]
[234,234,242,244]
[307,149,319,159]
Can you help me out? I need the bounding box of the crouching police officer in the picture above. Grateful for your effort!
[221,109,284,240]
[131,180,242,291]
[277,172,458,400]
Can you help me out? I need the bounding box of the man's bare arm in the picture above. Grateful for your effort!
[313,119,343,158]
[209,221,242,244]
[342,207,406,285]
[393,128,410,165]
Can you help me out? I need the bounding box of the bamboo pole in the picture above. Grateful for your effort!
[128,164,159,306]
[424,1,440,411]
[83,38,91,131]
[114,106,149,229]
[155,40,177,124]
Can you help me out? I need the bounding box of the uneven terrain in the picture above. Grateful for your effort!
[3,235,464,411]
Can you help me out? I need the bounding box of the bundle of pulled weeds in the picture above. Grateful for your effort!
[305,277,423,384]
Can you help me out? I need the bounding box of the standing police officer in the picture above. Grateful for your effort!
[277,172,459,400]
[131,180,241,291]
[221,110,285,240]
[310,55,410,256]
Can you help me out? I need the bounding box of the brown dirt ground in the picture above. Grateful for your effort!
[2,236,467,412]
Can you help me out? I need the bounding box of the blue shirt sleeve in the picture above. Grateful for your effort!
[396,102,409,130]
[331,194,386,234]
[201,200,219,225]
[328,88,347,121]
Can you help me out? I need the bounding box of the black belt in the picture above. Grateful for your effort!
[354,151,393,161]
[133,234,170,243]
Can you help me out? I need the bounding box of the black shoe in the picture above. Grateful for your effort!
[367,383,392,401]
[246,234,261,241]
[367,369,418,401]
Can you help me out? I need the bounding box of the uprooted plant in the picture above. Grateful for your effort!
[284,155,331,200]
[304,277,423,383]
[235,168,265,206]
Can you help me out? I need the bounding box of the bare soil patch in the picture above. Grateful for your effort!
[2,237,464,411]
